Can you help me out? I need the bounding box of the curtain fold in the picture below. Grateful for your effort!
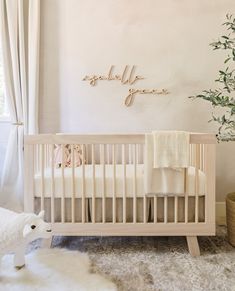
[0,0,40,210]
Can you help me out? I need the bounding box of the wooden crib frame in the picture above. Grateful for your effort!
[24,133,216,256]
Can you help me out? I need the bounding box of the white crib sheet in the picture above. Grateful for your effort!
[34,165,206,198]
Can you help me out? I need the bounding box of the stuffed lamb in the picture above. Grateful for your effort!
[0,207,52,269]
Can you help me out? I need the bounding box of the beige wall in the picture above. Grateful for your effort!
[39,0,235,201]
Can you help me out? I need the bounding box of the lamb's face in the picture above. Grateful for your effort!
[23,211,52,241]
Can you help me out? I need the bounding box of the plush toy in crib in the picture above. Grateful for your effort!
[54,144,83,168]
[0,207,52,269]
[67,144,83,167]
[54,144,70,168]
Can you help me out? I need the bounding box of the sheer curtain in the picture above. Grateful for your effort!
[0,0,40,210]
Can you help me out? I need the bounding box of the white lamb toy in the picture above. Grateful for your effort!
[0,207,52,269]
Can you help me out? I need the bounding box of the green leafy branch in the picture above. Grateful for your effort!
[191,14,235,141]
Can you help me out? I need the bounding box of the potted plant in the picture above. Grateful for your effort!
[191,14,235,246]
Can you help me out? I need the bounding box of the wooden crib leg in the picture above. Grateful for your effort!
[41,237,53,248]
[186,236,200,257]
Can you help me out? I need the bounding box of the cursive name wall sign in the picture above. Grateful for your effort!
[83,65,144,86]
[124,88,169,107]
[82,65,169,106]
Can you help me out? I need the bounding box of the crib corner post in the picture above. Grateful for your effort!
[204,144,216,229]
[24,143,34,213]
[186,236,200,257]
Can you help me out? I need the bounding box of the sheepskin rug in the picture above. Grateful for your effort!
[0,248,116,291]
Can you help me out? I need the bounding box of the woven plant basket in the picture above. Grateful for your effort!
[226,192,235,247]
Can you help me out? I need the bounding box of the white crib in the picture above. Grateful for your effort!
[24,133,216,256]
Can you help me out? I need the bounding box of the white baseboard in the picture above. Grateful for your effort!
[216,202,226,225]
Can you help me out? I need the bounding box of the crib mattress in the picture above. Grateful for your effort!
[34,165,206,198]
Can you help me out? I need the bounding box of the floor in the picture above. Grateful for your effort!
[30,227,235,291]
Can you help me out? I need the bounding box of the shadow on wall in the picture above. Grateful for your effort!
[216,142,235,201]
[39,0,62,133]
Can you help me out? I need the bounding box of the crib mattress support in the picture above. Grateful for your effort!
[47,222,215,236]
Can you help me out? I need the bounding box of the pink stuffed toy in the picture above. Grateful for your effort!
[54,144,70,168]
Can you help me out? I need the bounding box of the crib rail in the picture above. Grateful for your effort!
[24,133,216,236]
[24,133,216,145]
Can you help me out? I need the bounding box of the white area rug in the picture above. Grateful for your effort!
[0,249,116,291]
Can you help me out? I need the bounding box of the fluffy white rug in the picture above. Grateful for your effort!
[0,248,116,291]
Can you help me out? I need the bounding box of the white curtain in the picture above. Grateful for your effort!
[0,0,40,210]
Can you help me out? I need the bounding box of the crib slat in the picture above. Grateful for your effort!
[143,196,147,223]
[61,144,65,223]
[174,196,178,223]
[195,144,200,223]
[92,144,96,223]
[112,144,116,223]
[102,144,106,223]
[185,198,189,223]
[133,144,137,223]
[50,144,55,223]
[45,145,47,168]
[38,144,40,173]
[184,168,188,223]
[71,145,75,223]
[82,144,85,223]
[99,144,102,165]
[154,196,157,223]
[32,145,35,206]
[40,144,45,211]
[85,144,89,165]
[199,144,203,170]
[37,144,40,173]
[164,196,168,223]
[122,144,127,223]
[107,144,110,164]
[47,144,50,167]
[194,144,196,165]
[201,144,205,172]
[189,144,193,166]
[129,144,132,164]
[140,142,146,223]
[196,144,200,168]
[195,173,199,223]
[46,144,49,168]
[136,144,139,165]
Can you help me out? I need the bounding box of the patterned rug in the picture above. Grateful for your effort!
[32,226,234,291]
